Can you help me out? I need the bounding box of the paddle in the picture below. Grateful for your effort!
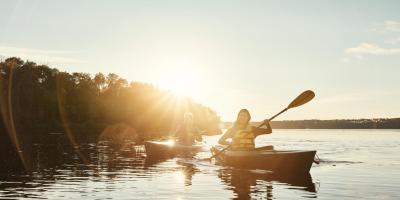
[209,90,315,160]
[258,90,315,127]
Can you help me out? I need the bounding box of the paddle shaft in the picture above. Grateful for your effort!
[258,90,315,127]
[209,145,230,159]
[258,108,288,128]
[269,108,288,121]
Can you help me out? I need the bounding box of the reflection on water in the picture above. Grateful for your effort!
[4,130,400,199]
[0,137,317,199]
[218,169,316,200]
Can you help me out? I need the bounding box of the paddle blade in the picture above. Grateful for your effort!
[287,90,315,109]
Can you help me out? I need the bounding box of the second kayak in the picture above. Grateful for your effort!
[211,145,316,174]
[144,140,204,158]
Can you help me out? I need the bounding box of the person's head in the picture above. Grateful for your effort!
[183,112,194,125]
[236,109,251,125]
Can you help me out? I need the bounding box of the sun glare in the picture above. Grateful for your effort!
[165,139,176,146]
[174,171,185,183]
[163,73,197,96]
[155,63,204,100]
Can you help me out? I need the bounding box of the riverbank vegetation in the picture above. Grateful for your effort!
[0,57,220,151]
[223,118,400,129]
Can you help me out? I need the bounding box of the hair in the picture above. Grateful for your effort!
[236,108,251,124]
[184,112,194,121]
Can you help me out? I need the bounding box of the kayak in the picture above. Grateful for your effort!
[144,140,204,158]
[211,145,316,174]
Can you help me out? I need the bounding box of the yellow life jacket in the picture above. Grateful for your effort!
[231,125,255,150]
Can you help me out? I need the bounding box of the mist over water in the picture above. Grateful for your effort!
[1,130,399,199]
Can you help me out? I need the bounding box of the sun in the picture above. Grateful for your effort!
[163,73,197,96]
[155,65,203,99]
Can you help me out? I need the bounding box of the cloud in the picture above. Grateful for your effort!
[384,20,400,32]
[345,43,400,55]
[0,45,86,65]
[384,36,400,45]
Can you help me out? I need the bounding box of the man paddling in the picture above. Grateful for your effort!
[218,109,272,150]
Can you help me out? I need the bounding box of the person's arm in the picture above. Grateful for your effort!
[253,120,272,137]
[218,128,234,145]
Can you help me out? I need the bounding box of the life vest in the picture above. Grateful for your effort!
[231,125,255,150]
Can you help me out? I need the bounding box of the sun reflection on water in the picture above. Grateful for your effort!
[165,139,176,146]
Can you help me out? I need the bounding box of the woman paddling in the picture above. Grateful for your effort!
[218,109,272,150]
[174,112,203,145]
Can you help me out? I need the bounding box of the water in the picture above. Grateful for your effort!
[1,129,400,199]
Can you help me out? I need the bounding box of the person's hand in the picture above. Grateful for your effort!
[263,119,271,126]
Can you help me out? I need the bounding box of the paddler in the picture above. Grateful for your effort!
[218,109,272,150]
[174,112,203,145]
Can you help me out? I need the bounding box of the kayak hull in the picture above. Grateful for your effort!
[211,146,316,174]
[144,141,203,158]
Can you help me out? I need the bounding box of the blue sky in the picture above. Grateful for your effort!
[1,0,399,121]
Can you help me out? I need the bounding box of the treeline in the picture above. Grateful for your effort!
[220,118,400,129]
[268,118,400,129]
[0,57,221,147]
[222,118,400,129]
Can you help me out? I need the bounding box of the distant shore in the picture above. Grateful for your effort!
[222,118,400,129]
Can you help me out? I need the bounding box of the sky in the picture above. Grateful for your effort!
[1,0,399,121]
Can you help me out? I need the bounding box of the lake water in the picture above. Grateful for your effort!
[1,129,400,199]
